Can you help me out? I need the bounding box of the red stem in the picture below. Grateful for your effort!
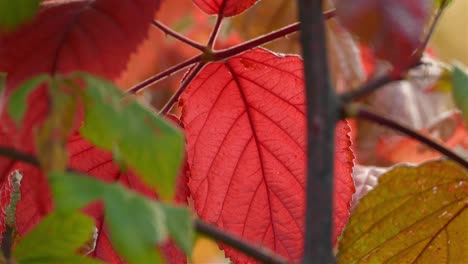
[159,63,205,115]
[126,10,336,94]
[206,1,226,49]
[152,20,206,51]
[214,9,336,60]
[126,54,202,94]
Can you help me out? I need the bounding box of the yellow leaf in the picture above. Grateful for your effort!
[338,160,468,263]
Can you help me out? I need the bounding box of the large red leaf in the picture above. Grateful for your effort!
[181,48,355,262]
[193,0,257,17]
[0,0,160,177]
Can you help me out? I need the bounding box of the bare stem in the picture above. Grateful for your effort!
[126,10,336,95]
[159,63,205,115]
[339,60,426,103]
[348,105,468,169]
[206,1,226,49]
[298,1,337,263]
[213,9,336,60]
[126,54,203,94]
[0,147,39,167]
[340,72,402,103]
[194,220,288,264]
[416,0,450,59]
[152,20,206,51]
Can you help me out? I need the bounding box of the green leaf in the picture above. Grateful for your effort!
[435,0,452,8]
[50,172,194,264]
[49,171,106,213]
[104,185,167,264]
[452,63,468,124]
[0,0,40,30]
[77,74,185,200]
[8,74,50,125]
[14,211,101,264]
[338,160,468,263]
[161,204,194,255]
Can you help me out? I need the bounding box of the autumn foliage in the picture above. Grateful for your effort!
[0,0,466,263]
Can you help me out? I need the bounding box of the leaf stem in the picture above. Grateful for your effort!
[126,10,336,95]
[297,1,337,263]
[348,105,468,169]
[126,54,203,94]
[194,220,288,264]
[416,0,450,59]
[213,9,336,60]
[206,1,226,49]
[152,20,206,51]
[340,59,427,103]
[340,71,403,103]
[0,147,288,264]
[159,63,205,115]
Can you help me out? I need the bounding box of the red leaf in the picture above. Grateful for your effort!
[335,0,431,67]
[181,48,355,262]
[68,134,188,263]
[0,0,161,170]
[193,0,257,17]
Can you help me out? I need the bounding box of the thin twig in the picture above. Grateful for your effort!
[159,63,205,115]
[297,1,337,263]
[194,220,288,264]
[0,147,40,167]
[126,10,336,95]
[415,0,450,59]
[206,1,226,49]
[126,54,203,94]
[213,9,336,60]
[152,20,206,51]
[348,105,468,169]
[340,72,401,103]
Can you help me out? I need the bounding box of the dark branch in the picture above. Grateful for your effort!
[340,72,402,103]
[194,220,288,264]
[0,147,39,167]
[297,0,337,263]
[347,105,468,169]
